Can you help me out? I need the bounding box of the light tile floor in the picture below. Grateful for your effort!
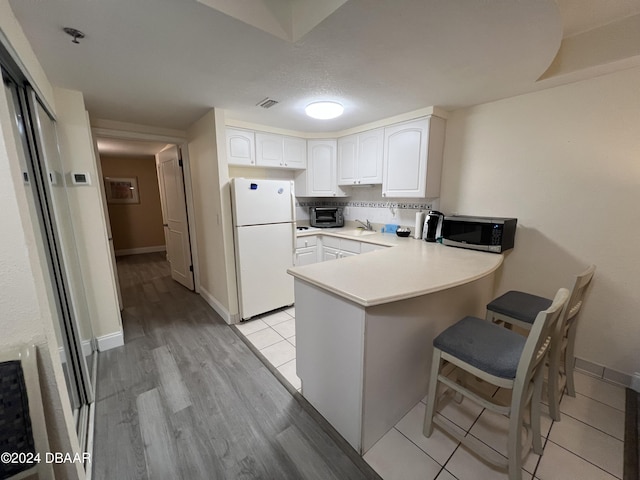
[236,309,626,480]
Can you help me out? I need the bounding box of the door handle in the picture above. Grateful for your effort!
[163,223,168,227]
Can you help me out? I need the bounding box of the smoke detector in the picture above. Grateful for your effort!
[63,27,85,44]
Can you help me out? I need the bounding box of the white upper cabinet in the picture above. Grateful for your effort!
[283,136,307,169]
[382,116,445,198]
[295,140,347,197]
[337,128,384,185]
[256,132,307,169]
[255,132,283,167]
[337,135,358,184]
[226,128,255,166]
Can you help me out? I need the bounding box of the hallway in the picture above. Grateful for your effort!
[92,253,379,479]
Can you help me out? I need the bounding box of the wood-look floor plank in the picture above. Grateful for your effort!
[277,424,342,480]
[151,345,191,414]
[137,388,180,480]
[93,253,380,480]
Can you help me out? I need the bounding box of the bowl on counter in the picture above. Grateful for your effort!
[396,227,411,237]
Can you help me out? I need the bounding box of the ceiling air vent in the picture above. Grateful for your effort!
[256,97,279,109]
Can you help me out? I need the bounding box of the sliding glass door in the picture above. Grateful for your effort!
[2,58,94,460]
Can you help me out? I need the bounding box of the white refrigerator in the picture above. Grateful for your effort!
[231,178,296,320]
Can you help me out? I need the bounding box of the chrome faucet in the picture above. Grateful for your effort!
[355,219,374,231]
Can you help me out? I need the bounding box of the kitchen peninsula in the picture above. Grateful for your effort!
[287,230,503,454]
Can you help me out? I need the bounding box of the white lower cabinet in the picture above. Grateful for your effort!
[322,246,341,261]
[296,247,318,265]
[296,234,389,265]
[322,236,361,260]
[295,235,319,265]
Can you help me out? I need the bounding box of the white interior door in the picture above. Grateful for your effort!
[92,133,123,310]
[156,146,194,290]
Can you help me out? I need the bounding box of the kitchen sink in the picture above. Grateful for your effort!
[341,229,377,237]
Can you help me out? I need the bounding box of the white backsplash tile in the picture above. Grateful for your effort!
[296,185,439,228]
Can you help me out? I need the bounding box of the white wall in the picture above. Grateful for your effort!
[53,88,122,342]
[187,109,239,323]
[440,66,640,377]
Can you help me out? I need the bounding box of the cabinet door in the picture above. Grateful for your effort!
[295,247,318,266]
[322,246,340,261]
[339,238,361,255]
[308,140,341,196]
[357,128,384,184]
[383,118,428,197]
[255,132,283,167]
[337,134,358,185]
[283,136,307,169]
[382,116,445,198]
[226,128,255,166]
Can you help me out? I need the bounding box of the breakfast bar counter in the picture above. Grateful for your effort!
[287,231,504,455]
[290,230,503,307]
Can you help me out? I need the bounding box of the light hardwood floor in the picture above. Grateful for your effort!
[92,252,380,480]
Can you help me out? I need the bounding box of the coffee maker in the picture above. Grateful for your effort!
[422,211,444,242]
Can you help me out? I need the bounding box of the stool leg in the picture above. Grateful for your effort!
[507,394,524,480]
[531,365,545,455]
[423,349,442,438]
[547,333,562,421]
[564,320,578,397]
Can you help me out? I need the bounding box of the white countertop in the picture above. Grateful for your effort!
[288,227,503,307]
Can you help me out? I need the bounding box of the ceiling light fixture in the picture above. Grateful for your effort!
[305,101,344,120]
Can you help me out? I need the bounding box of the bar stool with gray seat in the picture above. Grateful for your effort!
[485,265,595,421]
[423,288,569,480]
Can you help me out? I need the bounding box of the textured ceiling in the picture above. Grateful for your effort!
[6,0,639,134]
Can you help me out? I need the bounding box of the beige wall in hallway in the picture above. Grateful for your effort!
[186,108,239,323]
[440,65,640,377]
[101,154,166,252]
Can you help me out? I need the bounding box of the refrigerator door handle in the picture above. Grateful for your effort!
[292,222,297,254]
[290,180,296,253]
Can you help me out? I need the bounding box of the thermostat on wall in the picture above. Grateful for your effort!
[71,172,91,185]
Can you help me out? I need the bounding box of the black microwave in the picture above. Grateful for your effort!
[441,215,517,253]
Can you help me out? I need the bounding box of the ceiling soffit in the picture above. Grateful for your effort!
[196,0,348,42]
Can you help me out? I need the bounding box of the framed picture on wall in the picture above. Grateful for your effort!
[104,176,140,204]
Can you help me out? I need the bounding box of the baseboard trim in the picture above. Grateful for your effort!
[199,286,234,325]
[96,330,124,351]
[115,246,166,257]
[59,339,94,365]
[574,356,632,387]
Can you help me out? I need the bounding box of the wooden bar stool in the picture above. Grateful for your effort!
[485,265,596,420]
[423,289,569,480]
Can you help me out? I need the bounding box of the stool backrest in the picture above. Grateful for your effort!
[563,264,596,325]
[515,288,569,391]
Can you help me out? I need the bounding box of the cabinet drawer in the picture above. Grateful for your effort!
[340,239,361,254]
[296,235,318,249]
[322,236,341,249]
